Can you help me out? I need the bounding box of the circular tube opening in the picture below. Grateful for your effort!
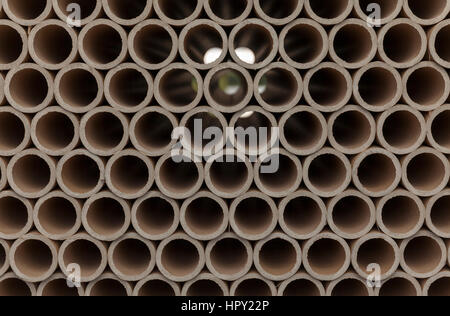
[10,153,52,196]
[0,23,26,68]
[80,21,126,68]
[256,236,299,279]
[155,0,200,23]
[35,193,79,239]
[426,275,450,296]
[84,194,128,240]
[130,21,176,69]
[405,151,446,194]
[402,235,445,276]
[405,65,447,109]
[329,277,370,296]
[355,0,401,22]
[232,276,275,296]
[381,22,425,67]
[0,110,26,154]
[54,0,100,22]
[133,194,178,240]
[33,109,76,154]
[39,276,81,296]
[88,277,129,296]
[182,194,226,239]
[306,237,348,279]
[434,24,450,64]
[7,67,50,110]
[355,237,397,277]
[206,0,250,23]
[380,107,424,153]
[59,152,102,197]
[56,66,101,112]
[405,0,448,21]
[378,276,420,296]
[256,0,301,23]
[4,0,49,21]
[12,238,54,281]
[280,277,323,296]
[430,107,450,152]
[230,20,277,69]
[135,277,178,296]
[104,0,150,21]
[208,236,250,280]
[429,193,450,237]
[82,109,127,155]
[160,238,201,279]
[0,193,31,239]
[131,109,176,156]
[0,276,33,296]
[306,0,352,22]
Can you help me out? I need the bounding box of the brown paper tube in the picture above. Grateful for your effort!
[203,0,252,26]
[181,272,229,296]
[278,272,326,296]
[0,191,33,240]
[133,273,181,296]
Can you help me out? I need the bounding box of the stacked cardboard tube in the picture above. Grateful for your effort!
[0,0,449,297]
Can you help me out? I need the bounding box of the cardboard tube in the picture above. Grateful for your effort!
[0,158,5,192]
[133,273,181,296]
[378,19,427,69]
[37,272,84,296]
[375,271,421,296]
[303,62,352,112]
[153,0,203,26]
[0,73,4,105]
[400,230,447,279]
[3,0,52,26]
[429,20,450,68]
[102,0,153,26]
[132,191,180,241]
[155,152,204,199]
[254,232,302,281]
[203,0,252,26]
[423,270,450,296]
[254,0,303,25]
[31,106,79,156]
[354,0,403,25]
[302,231,351,281]
[377,189,425,239]
[0,272,36,296]
[78,19,128,70]
[0,240,9,277]
[402,61,450,112]
[57,149,104,199]
[59,232,107,282]
[154,63,203,113]
[52,0,102,26]
[229,19,278,70]
[279,190,326,240]
[180,106,227,157]
[204,63,252,113]
[180,191,228,241]
[279,18,328,69]
[0,191,33,240]
[80,106,129,157]
[328,105,376,155]
[128,19,178,70]
[278,272,326,296]
[8,149,56,199]
[229,191,278,241]
[156,232,205,282]
[10,232,58,282]
[303,147,352,198]
[230,272,277,296]
[403,0,450,25]
[0,20,28,70]
[328,190,376,240]
[351,232,400,280]
[105,149,155,200]
[279,106,327,156]
[329,19,377,69]
[401,147,450,197]
[254,149,302,198]
[28,19,77,70]
[104,63,153,113]
[181,272,229,296]
[205,232,253,281]
[352,147,402,198]
[377,105,426,155]
[0,106,30,156]
[303,0,353,25]
[326,272,374,296]
[426,189,450,238]
[130,107,178,157]
[108,232,156,281]
[353,62,402,112]
[82,191,130,241]
[229,106,278,156]
[34,191,81,240]
[4,63,54,114]
[254,62,303,113]
[427,105,450,154]
[179,20,227,70]
[205,152,253,199]
[85,272,132,296]
[55,63,104,114]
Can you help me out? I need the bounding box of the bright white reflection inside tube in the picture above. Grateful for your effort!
[203,47,223,64]
[235,47,256,64]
